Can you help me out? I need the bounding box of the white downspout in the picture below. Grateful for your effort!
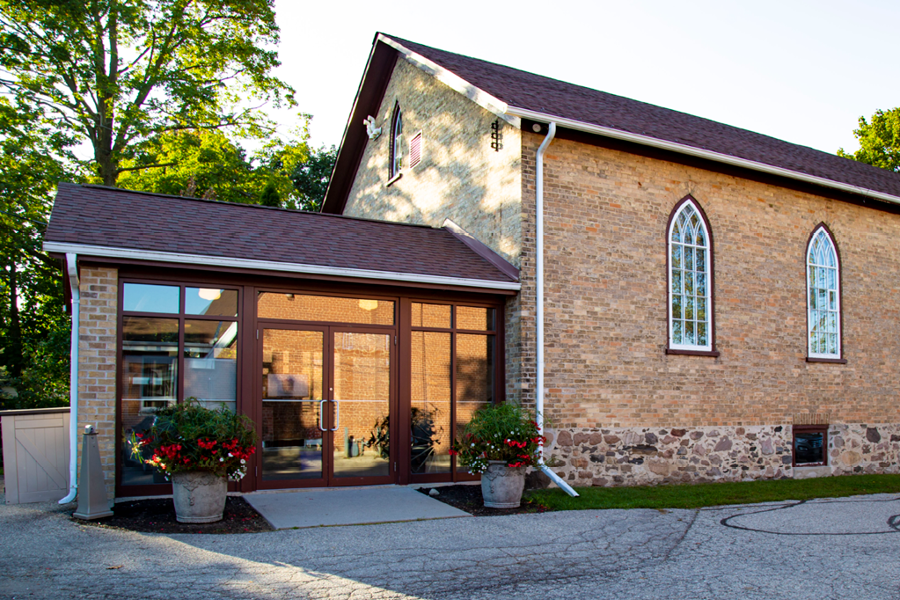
[59,253,79,504]
[535,122,578,497]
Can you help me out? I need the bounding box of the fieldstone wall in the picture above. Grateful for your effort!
[541,423,900,486]
[77,266,118,499]
[343,57,523,267]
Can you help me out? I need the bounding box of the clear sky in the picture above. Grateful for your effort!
[270,0,899,156]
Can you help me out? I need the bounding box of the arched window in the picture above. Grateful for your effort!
[667,197,715,353]
[389,103,403,178]
[807,225,841,359]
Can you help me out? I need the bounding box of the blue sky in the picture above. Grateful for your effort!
[271,0,899,156]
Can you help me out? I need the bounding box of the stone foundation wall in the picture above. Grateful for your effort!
[543,423,900,486]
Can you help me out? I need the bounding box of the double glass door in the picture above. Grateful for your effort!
[259,326,394,487]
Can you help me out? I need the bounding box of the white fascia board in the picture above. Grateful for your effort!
[42,242,521,291]
[509,106,900,207]
[377,34,520,128]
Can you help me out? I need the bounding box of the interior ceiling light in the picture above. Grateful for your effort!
[198,288,222,301]
[358,299,379,311]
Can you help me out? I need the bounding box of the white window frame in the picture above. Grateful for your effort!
[806,225,841,359]
[389,104,403,179]
[667,198,713,352]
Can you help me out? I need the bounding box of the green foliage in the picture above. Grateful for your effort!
[129,398,257,479]
[0,0,296,186]
[838,107,900,172]
[452,403,545,474]
[291,145,337,212]
[0,99,75,410]
[528,474,900,511]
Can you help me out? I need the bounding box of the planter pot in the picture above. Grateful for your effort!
[171,471,227,523]
[481,461,526,508]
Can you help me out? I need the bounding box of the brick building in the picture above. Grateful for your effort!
[45,33,900,499]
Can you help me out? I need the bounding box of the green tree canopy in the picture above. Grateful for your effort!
[838,107,900,173]
[0,0,295,186]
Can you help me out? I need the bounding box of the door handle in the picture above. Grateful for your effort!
[330,400,340,432]
[318,399,326,432]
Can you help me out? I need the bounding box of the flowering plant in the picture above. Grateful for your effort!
[450,403,545,474]
[129,398,257,480]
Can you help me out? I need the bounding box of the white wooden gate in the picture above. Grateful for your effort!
[1,408,70,504]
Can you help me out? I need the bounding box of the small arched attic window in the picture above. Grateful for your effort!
[389,103,402,179]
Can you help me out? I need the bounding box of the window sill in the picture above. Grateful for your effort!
[665,348,720,357]
[386,172,402,187]
[806,357,847,364]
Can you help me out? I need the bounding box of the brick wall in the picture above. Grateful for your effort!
[343,57,523,267]
[519,131,900,484]
[77,266,118,499]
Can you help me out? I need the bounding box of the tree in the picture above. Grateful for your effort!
[0,99,74,410]
[838,107,900,173]
[291,145,337,212]
[0,0,295,186]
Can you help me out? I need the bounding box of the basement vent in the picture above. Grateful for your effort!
[409,131,423,169]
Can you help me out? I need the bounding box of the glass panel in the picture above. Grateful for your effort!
[258,292,394,325]
[411,303,451,329]
[121,317,179,487]
[826,268,836,290]
[672,319,683,344]
[455,334,494,473]
[794,431,824,465]
[698,322,708,346]
[410,332,451,474]
[808,266,816,287]
[123,283,179,314]
[672,270,682,296]
[684,247,694,271]
[672,294,682,319]
[456,306,495,331]
[685,296,694,320]
[184,320,237,412]
[697,298,706,322]
[185,288,238,317]
[696,273,706,297]
[828,334,838,355]
[696,248,706,272]
[685,320,695,345]
[261,330,324,481]
[671,245,682,269]
[684,273,694,297]
[333,332,392,479]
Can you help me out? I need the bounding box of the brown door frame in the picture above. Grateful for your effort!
[254,323,398,489]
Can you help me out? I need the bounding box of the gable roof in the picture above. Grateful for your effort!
[322,33,900,213]
[43,183,519,291]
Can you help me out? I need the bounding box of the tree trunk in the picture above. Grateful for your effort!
[5,259,23,378]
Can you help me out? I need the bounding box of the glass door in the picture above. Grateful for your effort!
[260,328,327,486]
[259,327,394,487]
[330,330,393,484]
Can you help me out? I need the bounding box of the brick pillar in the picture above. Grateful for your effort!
[77,267,118,499]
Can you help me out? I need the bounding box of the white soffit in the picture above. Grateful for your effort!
[43,242,521,291]
[377,34,520,128]
[508,106,900,207]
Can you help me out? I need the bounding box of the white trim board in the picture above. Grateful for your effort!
[508,106,900,207]
[42,242,521,291]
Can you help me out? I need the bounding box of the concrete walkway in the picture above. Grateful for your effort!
[244,486,469,528]
[2,489,899,599]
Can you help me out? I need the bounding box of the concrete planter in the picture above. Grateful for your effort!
[171,471,227,523]
[481,461,526,508]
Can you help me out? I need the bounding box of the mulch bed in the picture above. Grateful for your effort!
[72,496,273,534]
[416,484,551,517]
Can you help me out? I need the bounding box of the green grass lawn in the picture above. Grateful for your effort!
[526,474,900,511]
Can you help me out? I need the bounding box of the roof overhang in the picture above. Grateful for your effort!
[43,242,521,292]
[509,106,900,207]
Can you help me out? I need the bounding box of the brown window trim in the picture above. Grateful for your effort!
[805,357,847,364]
[665,194,717,355]
[792,424,828,467]
[805,223,844,363]
[386,172,403,187]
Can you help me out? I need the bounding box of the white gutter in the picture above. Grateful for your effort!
[535,122,578,498]
[42,242,520,292]
[509,106,900,207]
[59,253,79,504]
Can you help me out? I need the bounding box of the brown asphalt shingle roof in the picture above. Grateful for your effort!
[389,35,900,200]
[44,183,517,284]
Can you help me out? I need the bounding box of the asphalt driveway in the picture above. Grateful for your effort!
[1,490,899,599]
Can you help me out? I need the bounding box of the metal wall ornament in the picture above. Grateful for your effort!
[490,119,503,151]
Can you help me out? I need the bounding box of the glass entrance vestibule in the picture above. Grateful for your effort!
[116,276,505,497]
